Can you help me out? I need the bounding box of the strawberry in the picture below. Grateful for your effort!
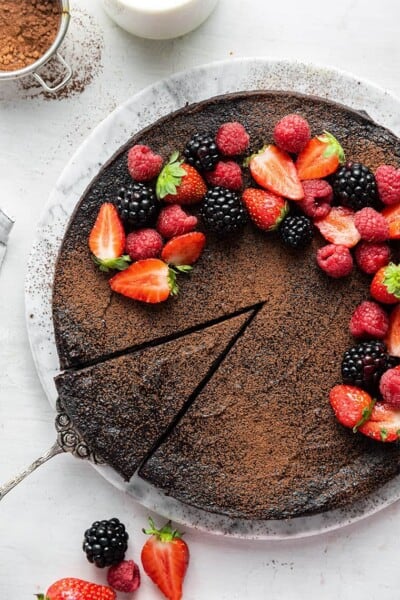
[329,384,375,432]
[161,232,206,266]
[385,304,400,357]
[370,263,400,304]
[242,188,288,231]
[314,206,361,248]
[141,518,189,600]
[296,131,345,180]
[156,152,207,205]
[382,202,400,239]
[358,401,400,442]
[36,578,116,600]
[110,258,181,304]
[88,203,130,272]
[248,145,304,200]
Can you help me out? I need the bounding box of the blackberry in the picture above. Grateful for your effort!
[341,340,389,390]
[115,182,158,229]
[184,132,219,171]
[201,186,247,234]
[83,518,128,568]
[332,162,378,210]
[279,215,314,249]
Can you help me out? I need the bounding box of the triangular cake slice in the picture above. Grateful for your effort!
[55,311,252,480]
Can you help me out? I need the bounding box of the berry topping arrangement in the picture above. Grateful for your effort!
[87,113,400,444]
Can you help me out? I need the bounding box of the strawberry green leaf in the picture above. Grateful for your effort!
[143,517,183,542]
[175,265,193,274]
[167,268,179,296]
[383,263,400,298]
[156,153,187,200]
[35,595,49,600]
[318,131,345,164]
[352,399,376,433]
[93,255,131,273]
[380,428,388,441]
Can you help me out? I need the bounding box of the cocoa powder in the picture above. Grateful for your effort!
[0,0,61,72]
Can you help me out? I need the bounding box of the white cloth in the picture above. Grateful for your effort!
[0,209,13,269]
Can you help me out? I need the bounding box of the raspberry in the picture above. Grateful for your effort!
[215,122,250,156]
[349,300,389,339]
[156,205,198,239]
[127,145,163,181]
[273,114,311,154]
[297,179,333,219]
[379,366,400,407]
[375,165,400,205]
[125,228,163,261]
[354,241,391,275]
[205,160,243,190]
[316,244,353,278]
[354,207,389,242]
[107,560,141,593]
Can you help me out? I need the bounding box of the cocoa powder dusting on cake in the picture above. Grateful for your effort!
[0,0,60,72]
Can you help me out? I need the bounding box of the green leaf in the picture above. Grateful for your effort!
[383,263,400,298]
[156,152,187,200]
[380,428,388,441]
[352,398,376,433]
[318,131,346,164]
[35,595,48,600]
[167,268,179,296]
[175,265,193,274]
[92,255,131,272]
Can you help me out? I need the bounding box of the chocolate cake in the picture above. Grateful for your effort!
[53,90,400,520]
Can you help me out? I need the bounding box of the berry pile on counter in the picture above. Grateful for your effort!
[88,113,400,444]
[37,517,189,600]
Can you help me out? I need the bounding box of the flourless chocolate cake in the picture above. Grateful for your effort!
[53,91,400,520]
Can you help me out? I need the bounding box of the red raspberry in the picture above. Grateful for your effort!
[375,165,400,205]
[107,560,141,593]
[349,300,389,339]
[379,366,400,407]
[205,160,243,190]
[354,241,391,274]
[125,228,163,261]
[156,204,198,239]
[316,244,353,278]
[273,114,311,154]
[297,179,333,219]
[354,207,389,242]
[215,122,250,156]
[127,145,163,181]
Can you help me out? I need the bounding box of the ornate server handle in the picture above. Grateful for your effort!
[0,398,103,502]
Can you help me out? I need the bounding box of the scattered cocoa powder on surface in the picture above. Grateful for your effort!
[0,0,61,72]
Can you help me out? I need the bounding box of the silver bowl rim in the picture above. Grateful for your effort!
[0,0,70,81]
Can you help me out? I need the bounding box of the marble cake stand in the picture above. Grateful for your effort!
[25,58,400,539]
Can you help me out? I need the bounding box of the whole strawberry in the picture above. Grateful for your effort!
[36,578,116,600]
[370,263,400,304]
[242,188,288,232]
[156,152,207,205]
[141,518,189,600]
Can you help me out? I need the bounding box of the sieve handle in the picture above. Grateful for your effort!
[32,52,72,93]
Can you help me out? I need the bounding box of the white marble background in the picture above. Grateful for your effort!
[1,0,400,598]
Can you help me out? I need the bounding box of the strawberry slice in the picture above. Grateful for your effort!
[329,384,375,431]
[161,232,206,266]
[110,258,178,304]
[358,401,400,442]
[296,131,345,180]
[141,518,189,600]
[386,304,400,357]
[88,203,130,272]
[314,206,361,248]
[382,202,400,239]
[248,145,304,200]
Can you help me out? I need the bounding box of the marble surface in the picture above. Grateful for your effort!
[2,0,400,597]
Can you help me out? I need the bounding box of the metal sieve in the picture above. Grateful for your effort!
[0,0,72,93]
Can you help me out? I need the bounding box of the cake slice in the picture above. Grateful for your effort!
[55,311,252,480]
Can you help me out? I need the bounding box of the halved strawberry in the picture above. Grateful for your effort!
[314,206,361,248]
[358,401,400,442]
[382,202,400,239]
[370,263,400,304]
[329,384,375,431]
[156,152,207,205]
[386,304,400,357]
[296,132,345,180]
[110,258,178,304]
[248,145,304,200]
[161,232,206,266]
[242,188,288,232]
[88,203,130,272]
